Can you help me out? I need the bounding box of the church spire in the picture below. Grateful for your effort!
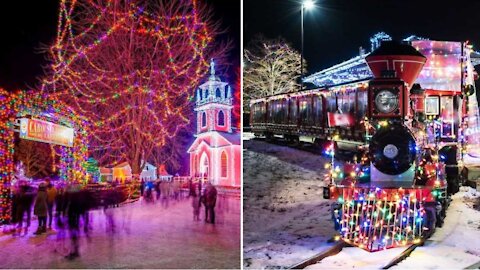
[209,58,217,81]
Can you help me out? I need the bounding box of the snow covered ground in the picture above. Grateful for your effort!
[0,195,240,269]
[243,133,336,269]
[243,133,480,269]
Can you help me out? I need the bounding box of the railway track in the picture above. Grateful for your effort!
[288,239,425,269]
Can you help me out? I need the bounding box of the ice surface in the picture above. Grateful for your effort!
[0,195,240,269]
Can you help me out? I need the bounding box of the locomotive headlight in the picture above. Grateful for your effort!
[374,89,398,114]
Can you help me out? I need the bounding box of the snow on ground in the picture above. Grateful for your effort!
[243,134,336,269]
[0,195,240,269]
[392,186,480,269]
[307,187,480,269]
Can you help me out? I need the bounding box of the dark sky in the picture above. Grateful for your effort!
[244,0,480,75]
[0,0,240,91]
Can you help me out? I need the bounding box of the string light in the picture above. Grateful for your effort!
[0,89,89,224]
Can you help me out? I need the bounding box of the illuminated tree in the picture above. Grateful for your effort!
[243,36,306,112]
[43,0,230,176]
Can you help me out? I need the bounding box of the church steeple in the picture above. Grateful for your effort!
[194,59,234,135]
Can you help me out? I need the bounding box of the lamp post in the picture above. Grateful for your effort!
[301,0,315,92]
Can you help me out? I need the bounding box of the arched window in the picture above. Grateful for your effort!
[204,89,209,98]
[216,88,221,98]
[202,112,207,127]
[221,151,227,178]
[199,89,202,100]
[218,110,225,126]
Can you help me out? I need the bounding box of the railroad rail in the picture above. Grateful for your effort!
[287,239,425,269]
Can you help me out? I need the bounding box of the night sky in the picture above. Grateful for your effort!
[0,0,240,91]
[244,0,480,75]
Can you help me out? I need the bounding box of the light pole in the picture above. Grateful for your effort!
[301,0,315,92]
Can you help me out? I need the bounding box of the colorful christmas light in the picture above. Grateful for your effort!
[42,0,228,174]
[0,89,89,224]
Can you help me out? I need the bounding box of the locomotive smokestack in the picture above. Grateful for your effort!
[366,41,426,89]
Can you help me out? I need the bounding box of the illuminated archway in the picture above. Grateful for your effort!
[199,152,209,180]
[0,89,89,224]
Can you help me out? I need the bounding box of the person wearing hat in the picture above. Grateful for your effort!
[34,182,48,235]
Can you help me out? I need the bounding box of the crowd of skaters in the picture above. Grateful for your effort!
[4,176,220,262]
[7,178,123,260]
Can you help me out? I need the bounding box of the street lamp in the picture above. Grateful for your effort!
[301,0,315,92]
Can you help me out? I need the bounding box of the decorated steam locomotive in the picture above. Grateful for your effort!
[250,38,480,251]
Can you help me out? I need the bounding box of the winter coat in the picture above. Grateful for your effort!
[203,185,217,208]
[34,190,48,217]
[192,196,201,211]
[47,186,57,204]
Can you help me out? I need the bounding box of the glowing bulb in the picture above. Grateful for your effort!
[303,0,315,10]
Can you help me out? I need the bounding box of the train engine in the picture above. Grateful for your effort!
[324,41,449,252]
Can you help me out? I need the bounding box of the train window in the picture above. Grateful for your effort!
[279,99,287,124]
[289,98,298,124]
[349,91,355,114]
[440,96,454,138]
[340,92,350,114]
[252,103,265,123]
[425,96,440,115]
[327,93,336,113]
[268,101,274,122]
[356,90,367,119]
[314,95,323,126]
[299,98,308,124]
[274,100,282,123]
[307,96,314,125]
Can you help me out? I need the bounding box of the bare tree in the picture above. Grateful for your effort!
[15,140,53,178]
[244,36,306,112]
[43,0,230,176]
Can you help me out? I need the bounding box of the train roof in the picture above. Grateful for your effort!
[304,34,479,90]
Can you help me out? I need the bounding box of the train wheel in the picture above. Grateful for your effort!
[435,200,446,228]
[291,136,300,146]
[265,133,274,142]
[314,139,327,154]
[459,167,468,186]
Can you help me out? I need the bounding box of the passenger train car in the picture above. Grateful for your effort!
[250,38,480,251]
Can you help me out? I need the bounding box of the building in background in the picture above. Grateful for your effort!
[99,161,157,182]
[188,60,241,187]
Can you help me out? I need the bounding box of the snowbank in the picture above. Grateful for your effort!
[243,135,336,269]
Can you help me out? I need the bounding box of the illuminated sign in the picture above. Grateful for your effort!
[19,118,74,147]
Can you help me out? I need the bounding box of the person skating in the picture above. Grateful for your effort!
[65,184,82,260]
[140,178,145,197]
[10,184,20,235]
[16,184,34,236]
[191,189,201,221]
[33,182,48,235]
[203,182,217,224]
[46,179,57,229]
[155,180,161,201]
